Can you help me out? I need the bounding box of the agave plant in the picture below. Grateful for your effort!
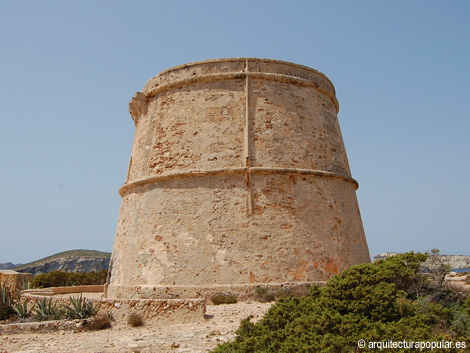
[12,297,34,320]
[34,297,61,321]
[62,295,98,319]
[0,283,14,320]
[21,278,31,290]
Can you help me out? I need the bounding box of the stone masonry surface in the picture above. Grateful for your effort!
[0,270,32,292]
[107,58,370,299]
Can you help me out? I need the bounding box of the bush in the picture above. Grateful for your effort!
[31,270,108,289]
[85,314,112,331]
[254,287,275,303]
[254,287,294,303]
[128,312,144,327]
[211,293,238,305]
[213,252,470,353]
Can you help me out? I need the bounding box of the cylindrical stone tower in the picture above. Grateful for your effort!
[107,58,370,299]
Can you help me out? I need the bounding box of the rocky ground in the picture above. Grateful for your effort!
[0,300,273,353]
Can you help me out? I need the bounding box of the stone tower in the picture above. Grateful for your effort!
[107,58,370,299]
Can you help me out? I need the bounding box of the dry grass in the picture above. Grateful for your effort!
[128,312,144,327]
[85,314,112,331]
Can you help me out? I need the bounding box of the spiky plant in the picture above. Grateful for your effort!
[34,297,61,321]
[0,283,14,320]
[62,295,98,319]
[21,278,31,290]
[13,298,33,320]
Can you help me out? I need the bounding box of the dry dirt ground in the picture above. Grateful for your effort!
[0,300,273,353]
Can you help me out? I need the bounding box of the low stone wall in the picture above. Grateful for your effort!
[3,293,206,334]
[21,285,104,296]
[0,319,84,335]
[106,281,324,301]
[99,298,205,325]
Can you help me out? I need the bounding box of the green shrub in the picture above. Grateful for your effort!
[31,271,68,288]
[254,287,274,303]
[464,295,470,314]
[450,305,470,337]
[211,293,237,305]
[254,287,294,303]
[31,270,108,289]
[213,252,470,353]
[275,288,293,300]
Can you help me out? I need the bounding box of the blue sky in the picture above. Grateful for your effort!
[1,1,468,264]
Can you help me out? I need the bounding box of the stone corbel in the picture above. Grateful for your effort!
[129,92,149,125]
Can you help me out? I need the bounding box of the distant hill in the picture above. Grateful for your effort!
[13,249,111,277]
[0,262,21,270]
[374,252,470,270]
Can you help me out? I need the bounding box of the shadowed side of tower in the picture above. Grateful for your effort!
[106,58,370,299]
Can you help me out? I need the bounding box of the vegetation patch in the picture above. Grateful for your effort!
[128,312,144,327]
[214,252,470,353]
[0,284,14,321]
[30,269,108,288]
[254,286,294,303]
[254,287,275,303]
[84,314,112,331]
[62,295,98,319]
[211,293,237,305]
[1,289,99,324]
[33,297,61,321]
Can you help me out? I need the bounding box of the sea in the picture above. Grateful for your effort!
[452,268,470,273]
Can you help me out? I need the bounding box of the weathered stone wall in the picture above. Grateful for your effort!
[0,270,32,292]
[21,285,104,296]
[0,319,86,335]
[1,295,205,333]
[108,58,370,299]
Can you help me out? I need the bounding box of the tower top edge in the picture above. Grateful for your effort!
[158,58,331,79]
[142,58,336,98]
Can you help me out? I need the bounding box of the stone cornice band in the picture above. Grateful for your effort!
[119,167,358,197]
[143,71,339,113]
